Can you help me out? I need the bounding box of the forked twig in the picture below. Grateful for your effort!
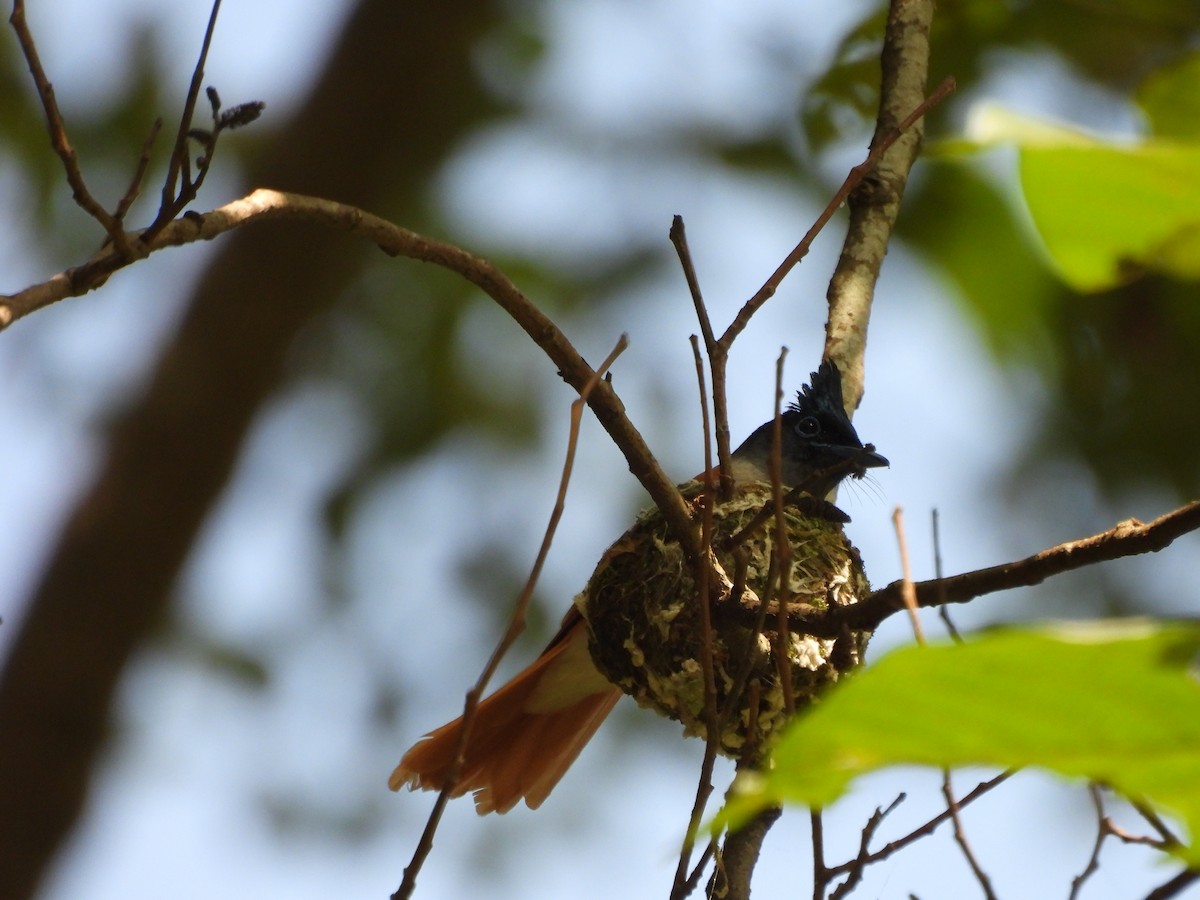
[827,795,905,900]
[827,771,1014,886]
[9,0,123,246]
[1070,784,1187,899]
[146,0,224,240]
[941,771,997,899]
[670,217,733,500]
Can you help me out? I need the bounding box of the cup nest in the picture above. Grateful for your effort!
[577,481,871,756]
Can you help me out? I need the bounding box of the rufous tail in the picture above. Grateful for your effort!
[389,610,620,814]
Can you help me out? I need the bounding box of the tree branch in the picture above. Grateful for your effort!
[809,501,1200,635]
[824,0,941,411]
[0,187,703,557]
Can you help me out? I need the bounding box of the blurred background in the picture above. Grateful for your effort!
[1,1,1198,897]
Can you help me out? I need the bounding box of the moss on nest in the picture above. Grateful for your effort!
[578,482,871,756]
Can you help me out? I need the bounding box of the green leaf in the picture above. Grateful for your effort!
[1138,51,1200,140]
[1020,142,1200,290]
[951,105,1200,291]
[720,621,1200,863]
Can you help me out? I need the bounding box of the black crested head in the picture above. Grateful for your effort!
[730,359,888,497]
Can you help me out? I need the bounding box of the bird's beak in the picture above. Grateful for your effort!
[827,443,889,471]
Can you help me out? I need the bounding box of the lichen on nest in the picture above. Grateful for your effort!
[577,481,871,756]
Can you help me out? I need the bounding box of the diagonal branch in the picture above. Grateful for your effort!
[0,188,702,558]
[813,500,1200,635]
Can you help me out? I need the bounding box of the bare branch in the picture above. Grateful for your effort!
[147,0,224,239]
[931,509,963,641]
[1069,785,1109,900]
[9,0,122,243]
[719,75,954,355]
[1144,869,1200,900]
[941,772,997,899]
[0,188,700,558]
[810,501,1200,635]
[829,795,905,900]
[827,771,1014,880]
[891,507,927,645]
[670,216,733,500]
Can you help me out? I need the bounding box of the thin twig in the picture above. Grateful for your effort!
[1069,784,1108,900]
[9,0,123,245]
[769,349,796,717]
[931,509,962,640]
[812,808,829,900]
[719,76,954,352]
[670,216,733,500]
[892,507,926,646]
[941,771,997,899]
[393,335,627,900]
[680,840,718,899]
[147,0,224,240]
[114,119,164,225]
[670,337,722,900]
[826,771,1014,878]
[1144,869,1200,900]
[829,794,906,900]
[1132,799,1183,848]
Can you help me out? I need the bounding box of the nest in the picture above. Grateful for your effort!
[577,482,871,756]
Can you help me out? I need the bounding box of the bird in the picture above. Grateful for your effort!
[389,359,887,814]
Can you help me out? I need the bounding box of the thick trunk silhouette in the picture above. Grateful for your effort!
[0,4,497,897]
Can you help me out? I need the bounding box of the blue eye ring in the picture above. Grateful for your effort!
[795,415,821,438]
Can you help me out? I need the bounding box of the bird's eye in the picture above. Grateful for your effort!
[795,415,821,438]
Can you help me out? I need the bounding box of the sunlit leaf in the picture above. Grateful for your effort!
[951,105,1200,291]
[720,621,1200,864]
[1137,51,1200,140]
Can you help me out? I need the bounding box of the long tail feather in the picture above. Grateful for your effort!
[390,613,619,814]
